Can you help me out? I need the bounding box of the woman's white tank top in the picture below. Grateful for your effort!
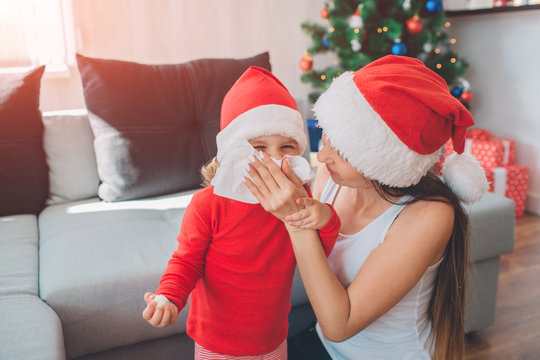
[315,178,441,360]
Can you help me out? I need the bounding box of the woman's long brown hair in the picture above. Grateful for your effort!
[372,170,468,360]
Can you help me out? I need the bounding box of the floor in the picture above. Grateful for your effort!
[465,212,540,359]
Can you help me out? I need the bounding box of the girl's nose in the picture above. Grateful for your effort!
[268,151,284,160]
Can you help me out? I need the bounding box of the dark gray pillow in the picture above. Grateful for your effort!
[77,52,271,201]
[0,66,48,216]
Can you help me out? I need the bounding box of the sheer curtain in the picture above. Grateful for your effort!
[0,0,75,74]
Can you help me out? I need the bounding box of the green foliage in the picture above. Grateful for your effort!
[300,0,471,105]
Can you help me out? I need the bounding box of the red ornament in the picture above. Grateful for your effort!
[321,8,329,18]
[406,16,423,35]
[461,91,474,102]
[299,54,313,72]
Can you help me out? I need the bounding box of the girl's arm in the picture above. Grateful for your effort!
[143,197,212,328]
[157,211,210,310]
[156,194,212,310]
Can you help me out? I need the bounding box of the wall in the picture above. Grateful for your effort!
[41,0,327,116]
[39,0,539,214]
[448,9,540,214]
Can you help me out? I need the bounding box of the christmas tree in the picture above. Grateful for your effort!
[300,0,473,106]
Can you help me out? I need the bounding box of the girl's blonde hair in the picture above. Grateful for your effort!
[201,156,220,186]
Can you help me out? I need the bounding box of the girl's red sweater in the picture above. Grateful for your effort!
[156,185,340,356]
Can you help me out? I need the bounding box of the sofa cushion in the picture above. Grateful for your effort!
[0,66,48,216]
[0,295,65,360]
[38,191,196,359]
[76,52,271,202]
[0,215,39,297]
[42,109,99,204]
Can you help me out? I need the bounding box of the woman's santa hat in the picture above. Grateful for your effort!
[216,66,307,161]
[313,55,488,204]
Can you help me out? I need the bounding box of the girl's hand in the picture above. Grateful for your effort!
[142,292,179,328]
[244,154,309,222]
[285,197,333,230]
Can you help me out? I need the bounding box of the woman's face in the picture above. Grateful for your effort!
[248,135,300,160]
[317,134,367,187]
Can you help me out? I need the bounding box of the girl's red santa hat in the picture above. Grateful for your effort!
[313,55,488,203]
[216,66,307,161]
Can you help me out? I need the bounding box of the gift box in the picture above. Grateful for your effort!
[443,129,515,169]
[467,128,491,141]
[485,164,529,217]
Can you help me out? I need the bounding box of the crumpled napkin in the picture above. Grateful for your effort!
[211,140,313,204]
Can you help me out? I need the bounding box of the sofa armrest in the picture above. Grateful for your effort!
[0,295,66,360]
[467,193,516,262]
[0,215,39,297]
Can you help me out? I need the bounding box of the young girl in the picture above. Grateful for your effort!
[142,66,340,359]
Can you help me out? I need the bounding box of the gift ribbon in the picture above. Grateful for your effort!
[501,139,512,166]
[464,138,472,154]
[492,167,507,196]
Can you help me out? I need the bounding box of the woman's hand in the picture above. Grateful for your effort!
[244,154,308,222]
[142,292,179,328]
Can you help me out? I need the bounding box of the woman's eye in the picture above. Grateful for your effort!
[281,145,295,149]
[253,146,265,150]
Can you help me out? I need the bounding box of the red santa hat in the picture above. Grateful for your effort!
[216,66,307,161]
[313,55,488,203]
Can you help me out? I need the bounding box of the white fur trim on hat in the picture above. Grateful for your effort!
[442,153,489,204]
[216,104,306,162]
[313,71,439,187]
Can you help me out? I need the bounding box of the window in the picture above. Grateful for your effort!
[0,0,75,75]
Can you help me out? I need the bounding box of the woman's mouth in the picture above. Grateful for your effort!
[326,165,337,176]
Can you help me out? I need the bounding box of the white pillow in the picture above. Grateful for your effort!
[42,109,99,204]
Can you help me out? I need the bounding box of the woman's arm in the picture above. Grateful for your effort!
[246,157,454,342]
[287,201,453,342]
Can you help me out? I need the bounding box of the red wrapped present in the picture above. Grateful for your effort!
[466,138,504,169]
[498,137,515,166]
[443,129,515,169]
[466,128,491,141]
[485,164,529,217]
[444,128,492,158]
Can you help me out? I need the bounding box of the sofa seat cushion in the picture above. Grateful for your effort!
[467,193,516,262]
[0,215,39,297]
[38,190,196,359]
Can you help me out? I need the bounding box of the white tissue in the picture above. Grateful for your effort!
[211,139,313,204]
[153,295,170,307]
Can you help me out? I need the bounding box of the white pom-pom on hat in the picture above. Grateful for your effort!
[442,153,489,204]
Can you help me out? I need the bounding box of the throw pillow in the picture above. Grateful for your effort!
[42,110,99,204]
[0,66,48,216]
[77,52,271,202]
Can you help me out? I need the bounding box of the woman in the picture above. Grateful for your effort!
[244,56,489,359]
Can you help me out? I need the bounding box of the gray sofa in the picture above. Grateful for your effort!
[0,109,517,360]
